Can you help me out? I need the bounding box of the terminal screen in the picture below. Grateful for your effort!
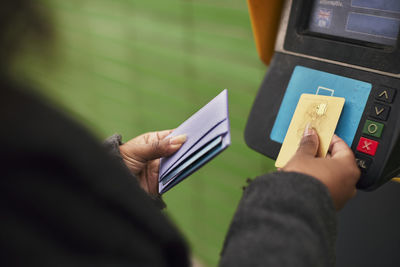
[309,0,400,46]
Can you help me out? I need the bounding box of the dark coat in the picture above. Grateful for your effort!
[0,82,189,266]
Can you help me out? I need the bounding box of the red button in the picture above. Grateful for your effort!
[356,137,379,156]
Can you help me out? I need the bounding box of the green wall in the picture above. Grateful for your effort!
[23,0,276,265]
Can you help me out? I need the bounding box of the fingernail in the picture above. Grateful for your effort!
[303,123,315,137]
[170,134,187,145]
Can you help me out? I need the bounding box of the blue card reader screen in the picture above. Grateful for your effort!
[270,66,372,147]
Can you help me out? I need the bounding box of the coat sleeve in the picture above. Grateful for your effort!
[219,171,337,267]
[103,134,124,162]
[103,134,167,209]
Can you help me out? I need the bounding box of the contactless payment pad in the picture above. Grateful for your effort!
[275,94,345,168]
[271,66,372,147]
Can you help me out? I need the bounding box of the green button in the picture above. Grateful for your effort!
[362,120,384,138]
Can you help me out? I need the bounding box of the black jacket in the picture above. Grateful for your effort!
[1,82,189,266]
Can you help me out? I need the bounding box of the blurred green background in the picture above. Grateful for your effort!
[21,0,276,265]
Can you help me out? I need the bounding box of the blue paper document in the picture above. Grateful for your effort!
[158,89,231,194]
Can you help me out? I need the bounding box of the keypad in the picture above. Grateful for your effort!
[355,86,396,165]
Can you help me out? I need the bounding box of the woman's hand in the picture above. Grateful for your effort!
[119,130,186,196]
[283,126,361,210]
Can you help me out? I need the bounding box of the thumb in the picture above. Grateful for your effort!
[296,124,320,157]
[131,134,187,161]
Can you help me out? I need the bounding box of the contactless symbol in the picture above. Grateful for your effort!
[316,86,334,96]
[357,137,379,156]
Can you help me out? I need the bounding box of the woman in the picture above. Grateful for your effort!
[0,1,360,266]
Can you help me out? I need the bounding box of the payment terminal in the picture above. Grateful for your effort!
[245,0,400,190]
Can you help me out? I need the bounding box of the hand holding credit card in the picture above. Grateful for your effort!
[158,89,231,194]
[275,94,345,168]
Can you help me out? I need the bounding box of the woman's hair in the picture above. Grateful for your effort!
[0,0,53,73]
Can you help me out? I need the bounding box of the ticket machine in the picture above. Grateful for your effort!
[245,0,400,190]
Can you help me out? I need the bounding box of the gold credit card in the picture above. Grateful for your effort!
[275,94,345,168]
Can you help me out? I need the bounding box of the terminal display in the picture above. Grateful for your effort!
[309,0,400,46]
